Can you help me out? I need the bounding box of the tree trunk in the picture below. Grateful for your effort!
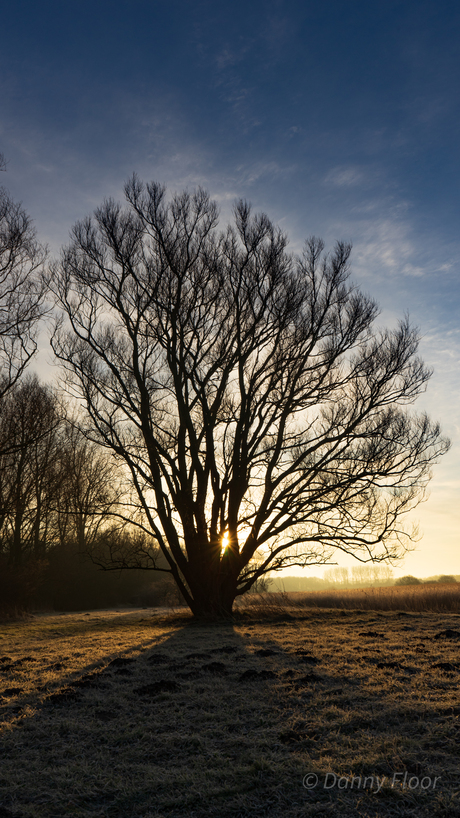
[10,500,24,568]
[186,570,238,619]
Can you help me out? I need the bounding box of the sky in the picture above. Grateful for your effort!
[1,0,459,579]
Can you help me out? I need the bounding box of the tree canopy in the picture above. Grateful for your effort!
[49,177,449,617]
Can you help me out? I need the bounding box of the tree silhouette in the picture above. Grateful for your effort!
[0,170,46,401]
[0,376,62,567]
[49,178,449,617]
[53,424,120,554]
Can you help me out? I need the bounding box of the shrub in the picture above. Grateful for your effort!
[394,575,422,586]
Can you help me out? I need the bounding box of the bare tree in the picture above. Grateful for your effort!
[0,169,47,402]
[49,178,449,617]
[0,381,120,571]
[324,567,350,586]
[53,424,121,553]
[0,376,62,567]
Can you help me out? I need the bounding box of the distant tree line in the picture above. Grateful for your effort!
[394,574,458,586]
[323,565,394,586]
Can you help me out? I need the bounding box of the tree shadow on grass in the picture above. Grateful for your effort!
[0,613,310,818]
[0,610,458,818]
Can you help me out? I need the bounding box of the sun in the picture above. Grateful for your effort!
[221,531,229,553]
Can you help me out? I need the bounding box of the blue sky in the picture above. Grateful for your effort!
[2,0,459,577]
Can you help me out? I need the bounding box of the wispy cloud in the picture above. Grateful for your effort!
[324,165,373,187]
[352,216,425,278]
[234,160,297,187]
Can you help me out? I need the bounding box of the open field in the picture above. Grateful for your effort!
[1,608,460,817]
[244,583,460,614]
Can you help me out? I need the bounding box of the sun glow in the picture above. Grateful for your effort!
[221,531,229,553]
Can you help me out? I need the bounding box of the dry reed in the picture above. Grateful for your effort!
[244,583,460,614]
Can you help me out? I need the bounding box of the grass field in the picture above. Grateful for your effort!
[1,605,460,818]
